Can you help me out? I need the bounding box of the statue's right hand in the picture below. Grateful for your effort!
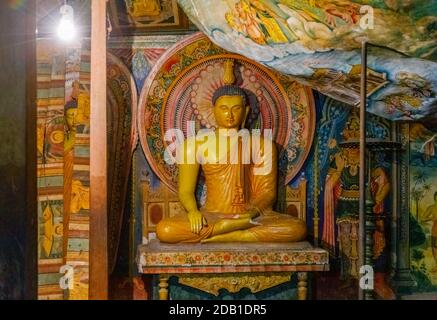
[187,210,207,235]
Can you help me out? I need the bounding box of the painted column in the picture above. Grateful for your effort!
[89,0,108,300]
[390,123,416,294]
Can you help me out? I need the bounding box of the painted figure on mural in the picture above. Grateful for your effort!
[322,112,390,284]
[248,0,297,43]
[421,191,437,272]
[41,204,63,258]
[322,113,360,282]
[156,60,307,243]
[323,142,360,282]
[226,0,302,45]
[64,81,90,150]
[63,80,90,259]
[225,0,359,48]
[64,80,80,252]
[226,1,267,45]
[371,166,390,259]
[410,123,437,163]
[271,0,360,29]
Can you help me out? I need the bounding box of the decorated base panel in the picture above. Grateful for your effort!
[138,240,329,274]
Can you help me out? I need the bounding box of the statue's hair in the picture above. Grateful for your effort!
[212,85,247,107]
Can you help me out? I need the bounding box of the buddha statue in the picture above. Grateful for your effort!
[156,62,307,243]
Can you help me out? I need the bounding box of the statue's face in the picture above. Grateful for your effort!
[213,95,247,129]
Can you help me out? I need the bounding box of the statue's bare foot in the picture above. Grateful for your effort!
[210,217,260,238]
[202,219,261,243]
[201,229,258,243]
[236,208,261,220]
[201,237,215,244]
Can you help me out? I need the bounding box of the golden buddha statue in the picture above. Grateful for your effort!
[156,62,307,243]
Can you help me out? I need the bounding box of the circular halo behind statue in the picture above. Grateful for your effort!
[138,32,315,192]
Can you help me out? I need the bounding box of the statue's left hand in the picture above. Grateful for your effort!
[187,210,208,235]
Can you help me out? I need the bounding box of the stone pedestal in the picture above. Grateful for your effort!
[137,240,329,300]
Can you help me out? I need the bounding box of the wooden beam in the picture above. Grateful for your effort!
[89,0,108,300]
[0,1,37,299]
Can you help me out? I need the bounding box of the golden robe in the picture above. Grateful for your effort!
[156,137,306,243]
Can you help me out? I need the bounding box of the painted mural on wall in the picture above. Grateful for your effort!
[178,0,437,121]
[320,112,389,283]
[409,123,437,292]
[302,96,394,297]
[36,42,91,300]
[106,53,138,273]
[38,43,92,300]
[37,40,67,300]
[37,40,90,299]
[37,39,139,300]
[62,44,91,301]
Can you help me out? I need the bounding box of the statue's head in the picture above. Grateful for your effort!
[212,85,249,129]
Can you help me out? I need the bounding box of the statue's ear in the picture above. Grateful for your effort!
[241,105,250,129]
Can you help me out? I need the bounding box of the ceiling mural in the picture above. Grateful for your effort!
[108,0,192,34]
[138,33,315,192]
[178,0,437,121]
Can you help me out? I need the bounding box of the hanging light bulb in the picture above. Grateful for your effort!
[57,3,76,42]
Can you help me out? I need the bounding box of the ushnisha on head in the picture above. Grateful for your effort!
[211,85,249,129]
